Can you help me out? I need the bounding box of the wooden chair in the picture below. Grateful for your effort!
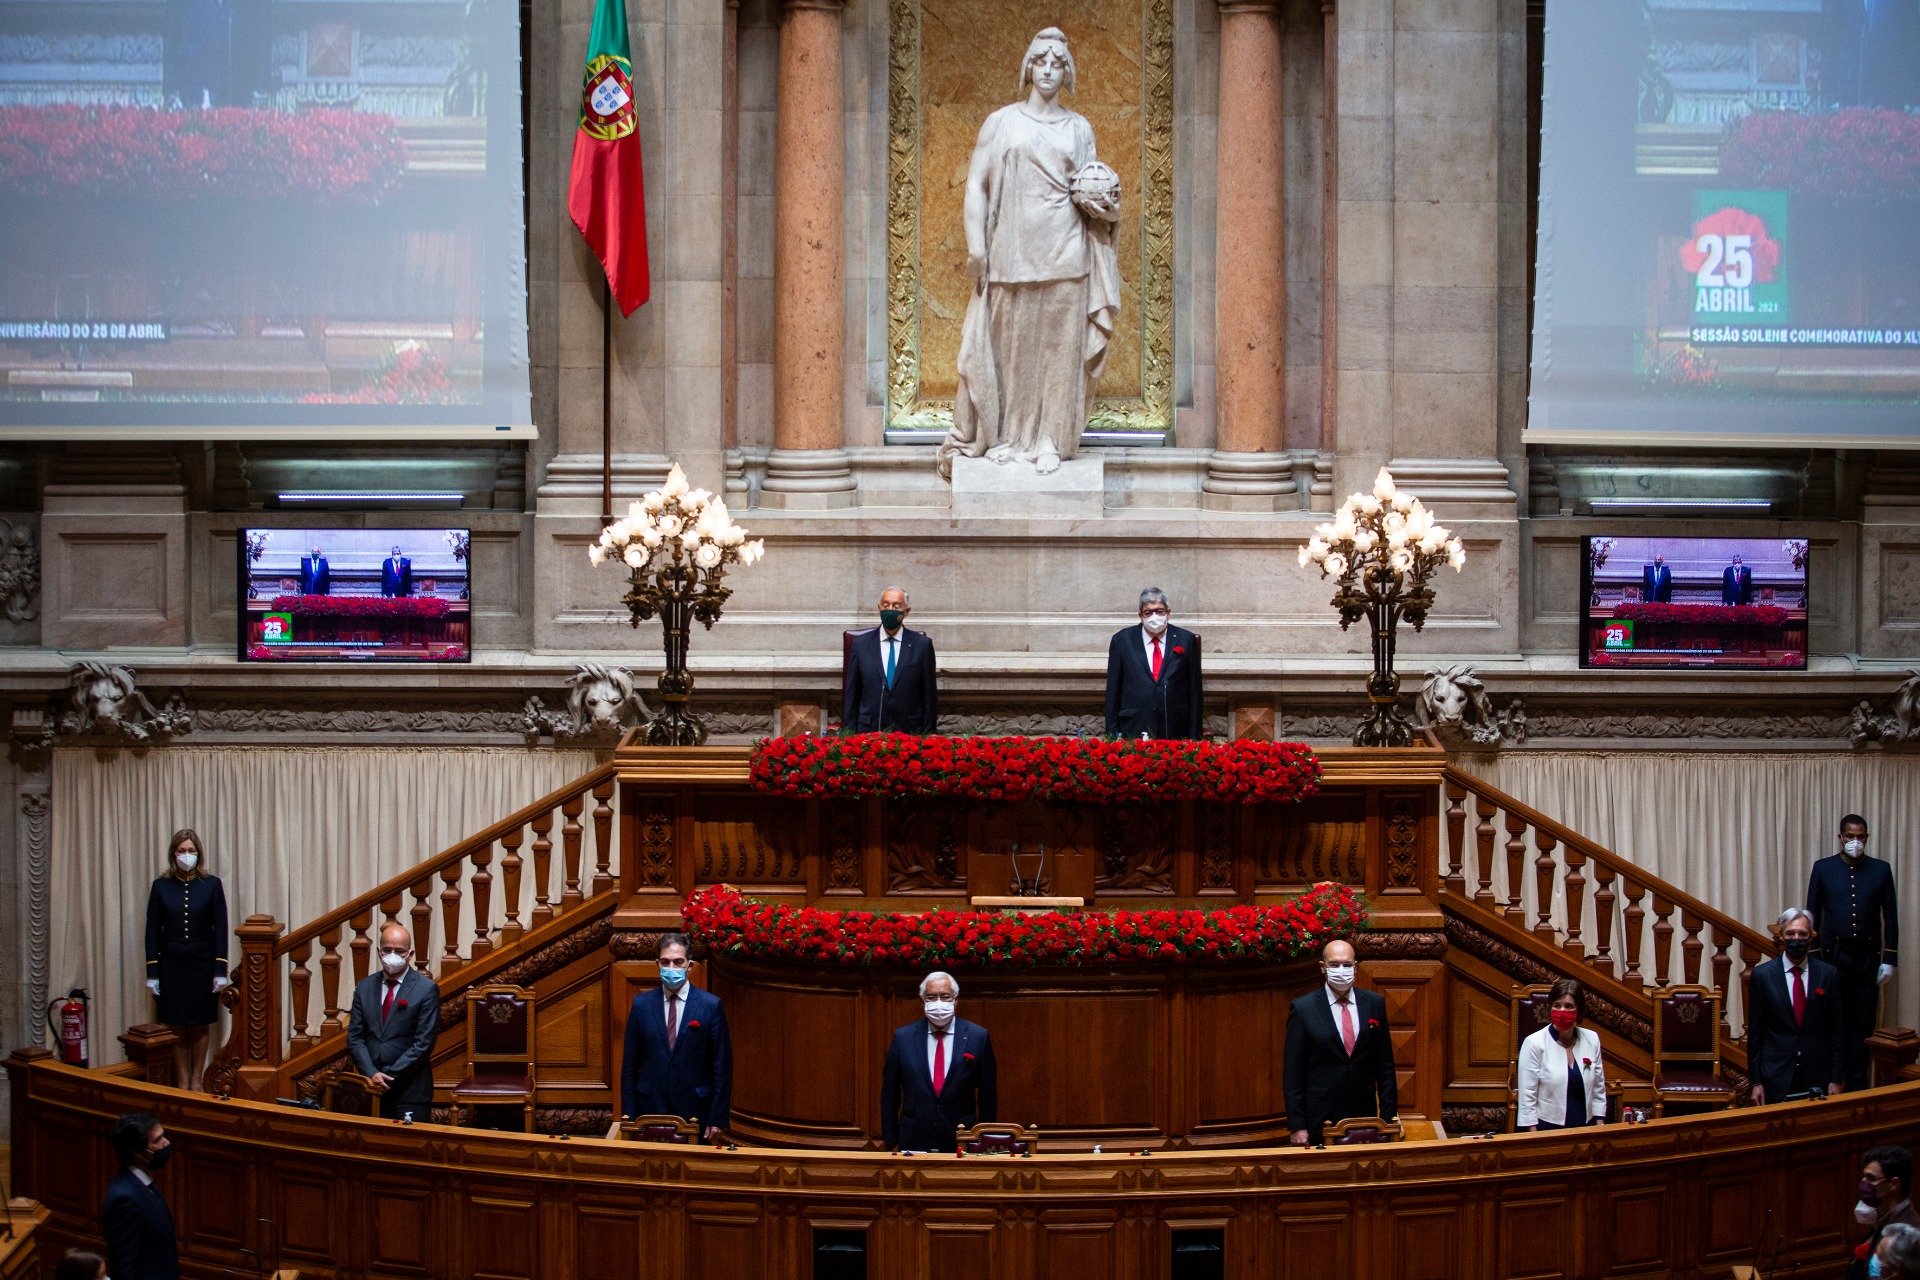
[1322,1116,1404,1145]
[322,1069,386,1117]
[619,1114,701,1144]
[956,1122,1038,1155]
[1506,983,1556,1132]
[1650,984,1734,1117]
[451,984,537,1132]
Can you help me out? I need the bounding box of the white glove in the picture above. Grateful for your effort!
[212,975,230,993]
[1880,963,1895,985]
[146,978,160,997]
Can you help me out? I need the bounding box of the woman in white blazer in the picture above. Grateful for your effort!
[1517,978,1608,1130]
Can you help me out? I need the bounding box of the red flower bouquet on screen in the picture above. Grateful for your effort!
[681,882,1367,969]
[270,595,451,620]
[1614,602,1788,627]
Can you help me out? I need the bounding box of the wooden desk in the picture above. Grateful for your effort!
[0,1199,52,1280]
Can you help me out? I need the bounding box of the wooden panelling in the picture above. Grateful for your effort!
[10,1057,1918,1280]
[1190,982,1289,1126]
[1255,793,1367,886]
[693,794,808,886]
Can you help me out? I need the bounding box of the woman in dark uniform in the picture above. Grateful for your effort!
[143,828,230,1091]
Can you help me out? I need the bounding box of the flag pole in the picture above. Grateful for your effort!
[601,276,614,529]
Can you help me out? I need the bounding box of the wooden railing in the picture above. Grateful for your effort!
[1441,765,1777,1037]
[214,763,619,1096]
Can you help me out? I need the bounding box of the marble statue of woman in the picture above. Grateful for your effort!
[936,28,1123,478]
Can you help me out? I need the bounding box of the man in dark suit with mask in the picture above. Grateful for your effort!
[104,1111,178,1280]
[1284,938,1397,1144]
[1104,587,1204,740]
[1808,814,1899,1090]
[1747,906,1846,1104]
[345,923,441,1120]
[381,545,413,598]
[1722,554,1754,605]
[299,546,331,596]
[843,586,939,734]
[618,932,732,1139]
[880,970,997,1153]
[1642,553,1673,603]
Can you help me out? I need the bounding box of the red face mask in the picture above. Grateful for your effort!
[1550,1008,1579,1032]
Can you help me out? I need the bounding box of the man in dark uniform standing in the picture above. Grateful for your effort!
[1808,814,1898,1091]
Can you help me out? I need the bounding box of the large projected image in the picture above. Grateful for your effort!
[0,0,531,439]
[1529,2,1920,448]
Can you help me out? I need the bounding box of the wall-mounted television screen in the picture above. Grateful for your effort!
[1580,536,1807,671]
[239,528,469,663]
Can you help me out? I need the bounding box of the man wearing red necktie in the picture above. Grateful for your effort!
[1747,906,1845,1104]
[880,971,998,1153]
[1283,939,1397,1144]
[345,923,441,1121]
[1103,587,1205,740]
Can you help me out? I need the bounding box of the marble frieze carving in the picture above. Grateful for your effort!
[887,0,1172,438]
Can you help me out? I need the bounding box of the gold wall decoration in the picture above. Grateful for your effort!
[887,0,1174,438]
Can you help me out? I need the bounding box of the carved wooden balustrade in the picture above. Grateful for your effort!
[212,763,620,1099]
[1441,765,1777,1040]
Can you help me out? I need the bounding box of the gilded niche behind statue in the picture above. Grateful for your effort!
[888,0,1172,440]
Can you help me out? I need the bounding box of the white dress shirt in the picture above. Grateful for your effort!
[1516,1024,1607,1128]
[1325,984,1362,1051]
[1141,625,1168,670]
[1783,957,1810,1004]
[926,1020,954,1085]
[883,630,903,680]
[663,986,688,1038]
[132,1166,154,1187]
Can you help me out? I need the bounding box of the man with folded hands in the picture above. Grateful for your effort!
[881,971,998,1152]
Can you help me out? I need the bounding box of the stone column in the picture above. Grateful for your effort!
[762,0,855,508]
[1204,0,1292,511]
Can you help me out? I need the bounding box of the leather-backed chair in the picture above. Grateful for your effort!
[1322,1116,1404,1145]
[957,1122,1038,1155]
[619,1114,701,1144]
[451,984,537,1132]
[322,1069,386,1117]
[1506,983,1556,1131]
[1650,984,1734,1117]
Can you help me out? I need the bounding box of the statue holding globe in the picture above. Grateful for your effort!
[937,27,1123,478]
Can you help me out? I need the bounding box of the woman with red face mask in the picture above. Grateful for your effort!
[1517,977,1608,1130]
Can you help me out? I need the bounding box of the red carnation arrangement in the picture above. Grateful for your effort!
[750,734,1321,806]
[270,595,452,620]
[1614,602,1789,627]
[681,882,1367,969]
[1720,109,1920,204]
[0,105,406,202]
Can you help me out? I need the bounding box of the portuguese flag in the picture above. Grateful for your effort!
[567,0,650,314]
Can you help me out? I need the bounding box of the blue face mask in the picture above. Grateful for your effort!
[660,965,689,989]
[1869,1255,1884,1279]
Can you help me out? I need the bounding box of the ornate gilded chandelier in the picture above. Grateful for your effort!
[589,465,764,745]
[1300,468,1466,747]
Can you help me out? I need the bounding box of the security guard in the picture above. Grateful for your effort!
[1807,814,1898,1091]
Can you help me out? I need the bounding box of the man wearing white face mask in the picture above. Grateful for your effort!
[1103,587,1205,740]
[880,972,997,1153]
[1283,939,1397,1145]
[346,923,441,1121]
[1809,814,1899,1091]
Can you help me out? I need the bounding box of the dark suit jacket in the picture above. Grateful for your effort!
[843,626,939,734]
[382,556,413,598]
[1808,854,1900,970]
[1104,624,1204,740]
[1721,565,1753,605]
[1641,564,1673,602]
[104,1168,178,1280]
[1746,955,1846,1098]
[1283,986,1397,1141]
[299,555,331,596]
[620,985,732,1129]
[880,1017,997,1152]
[345,968,441,1108]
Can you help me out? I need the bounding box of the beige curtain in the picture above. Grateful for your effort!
[51,745,602,1061]
[1463,750,1920,1034]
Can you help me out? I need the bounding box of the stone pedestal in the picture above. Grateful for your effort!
[1203,450,1298,511]
[760,448,857,510]
[41,485,188,649]
[949,457,1105,520]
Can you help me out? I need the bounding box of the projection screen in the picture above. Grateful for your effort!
[0,0,532,440]
[1528,0,1920,450]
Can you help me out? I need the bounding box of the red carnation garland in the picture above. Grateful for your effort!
[1720,109,1920,204]
[682,882,1367,969]
[750,734,1321,806]
[1614,602,1789,627]
[269,595,452,620]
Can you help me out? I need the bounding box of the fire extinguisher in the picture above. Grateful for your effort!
[47,988,89,1067]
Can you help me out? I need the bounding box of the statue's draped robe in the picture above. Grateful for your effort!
[938,104,1121,474]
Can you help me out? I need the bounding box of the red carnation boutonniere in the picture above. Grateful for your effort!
[1815,988,1826,997]
[687,1019,702,1031]
[963,1052,976,1063]
[1367,1018,1380,1029]
[1582,1058,1592,1068]
[397,999,408,1010]
[1172,646,1186,657]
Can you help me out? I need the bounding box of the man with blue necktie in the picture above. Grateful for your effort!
[1641,553,1673,603]
[843,586,939,734]
[1721,554,1753,605]
[299,546,331,596]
